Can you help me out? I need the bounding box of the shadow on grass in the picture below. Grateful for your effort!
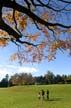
[45,97,62,101]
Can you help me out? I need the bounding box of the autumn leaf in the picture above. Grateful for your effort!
[0,30,8,36]
[10,53,18,61]
[38,41,47,50]
[48,26,57,31]
[41,12,48,21]
[3,13,13,23]
[31,33,40,41]
[15,11,21,20]
[27,46,33,52]
[30,18,34,24]
[42,28,49,36]
[47,55,53,61]
[49,43,57,52]
[19,15,27,30]
[47,52,55,61]
[0,38,7,47]
[62,44,67,50]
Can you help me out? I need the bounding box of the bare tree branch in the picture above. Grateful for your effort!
[58,0,71,3]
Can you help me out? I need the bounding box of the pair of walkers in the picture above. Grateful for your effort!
[38,89,49,100]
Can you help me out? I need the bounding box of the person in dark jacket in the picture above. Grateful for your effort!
[41,89,45,100]
[46,89,49,100]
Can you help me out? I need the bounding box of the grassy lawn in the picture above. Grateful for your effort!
[0,84,71,108]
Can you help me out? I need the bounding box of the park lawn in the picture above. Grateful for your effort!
[0,84,71,108]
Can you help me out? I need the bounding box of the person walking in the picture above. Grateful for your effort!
[41,89,45,100]
[38,92,41,100]
[46,89,49,100]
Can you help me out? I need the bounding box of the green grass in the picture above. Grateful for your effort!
[0,84,71,108]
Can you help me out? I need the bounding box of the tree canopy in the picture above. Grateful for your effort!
[0,0,71,63]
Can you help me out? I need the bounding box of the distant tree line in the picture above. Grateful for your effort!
[0,71,71,87]
[0,74,9,87]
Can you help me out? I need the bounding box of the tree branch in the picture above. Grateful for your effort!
[4,1,71,29]
[0,18,22,40]
[0,18,38,47]
[59,0,71,4]
[16,38,38,47]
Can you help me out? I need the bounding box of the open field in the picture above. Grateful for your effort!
[0,84,71,108]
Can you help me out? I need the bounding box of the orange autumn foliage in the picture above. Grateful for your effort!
[0,0,71,63]
[10,53,18,61]
[42,28,49,36]
[0,38,7,47]
[31,33,40,41]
